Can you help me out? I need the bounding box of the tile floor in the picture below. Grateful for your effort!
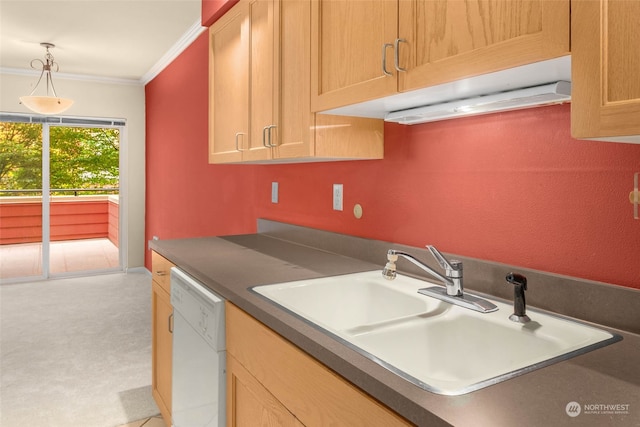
[117,415,167,427]
[0,238,119,279]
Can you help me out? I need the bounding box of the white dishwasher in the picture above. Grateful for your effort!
[170,267,226,427]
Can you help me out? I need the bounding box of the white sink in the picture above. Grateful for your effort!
[252,271,621,395]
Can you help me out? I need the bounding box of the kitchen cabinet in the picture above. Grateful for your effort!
[227,354,304,426]
[209,0,260,163]
[226,302,411,426]
[151,251,175,427]
[209,0,383,164]
[311,0,570,112]
[571,0,640,142]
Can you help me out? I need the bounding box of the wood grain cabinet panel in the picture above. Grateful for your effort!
[311,0,569,111]
[151,251,175,427]
[571,0,640,142]
[226,302,412,427]
[151,251,173,295]
[227,354,304,427]
[209,1,251,163]
[209,0,383,163]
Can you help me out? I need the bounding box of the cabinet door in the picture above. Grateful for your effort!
[151,251,172,294]
[209,1,248,164]
[311,0,398,112]
[226,303,411,426]
[275,0,314,159]
[227,354,304,427]
[151,281,173,426]
[245,0,275,161]
[571,0,640,141]
[398,0,570,91]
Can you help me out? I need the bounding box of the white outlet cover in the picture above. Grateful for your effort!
[333,184,343,211]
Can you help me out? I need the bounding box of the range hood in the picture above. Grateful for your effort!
[319,56,573,124]
[385,81,571,125]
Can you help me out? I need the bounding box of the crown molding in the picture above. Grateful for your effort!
[0,66,141,86]
[1,19,206,86]
[140,19,206,85]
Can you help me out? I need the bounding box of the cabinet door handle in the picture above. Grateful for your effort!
[168,313,174,333]
[394,38,407,72]
[382,43,394,76]
[262,126,270,148]
[267,125,277,147]
[155,270,167,276]
[235,132,245,152]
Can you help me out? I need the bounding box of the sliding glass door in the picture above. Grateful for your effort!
[0,122,44,279]
[0,115,125,282]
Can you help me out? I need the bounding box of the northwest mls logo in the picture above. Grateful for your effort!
[566,401,581,417]
[566,401,631,417]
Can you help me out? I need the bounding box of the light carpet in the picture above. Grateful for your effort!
[0,271,160,427]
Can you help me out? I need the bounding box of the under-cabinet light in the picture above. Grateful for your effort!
[384,81,571,125]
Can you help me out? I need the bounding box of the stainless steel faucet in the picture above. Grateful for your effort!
[382,246,463,296]
[382,246,498,313]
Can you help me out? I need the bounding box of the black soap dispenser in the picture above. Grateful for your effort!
[506,272,531,323]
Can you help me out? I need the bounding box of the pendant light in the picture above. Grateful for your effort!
[19,43,74,115]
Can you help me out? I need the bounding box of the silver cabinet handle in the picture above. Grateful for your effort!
[394,38,407,72]
[262,126,270,148]
[263,125,277,147]
[235,132,245,152]
[382,43,394,76]
[168,313,174,333]
[267,125,277,147]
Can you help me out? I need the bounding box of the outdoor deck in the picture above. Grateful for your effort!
[0,238,119,280]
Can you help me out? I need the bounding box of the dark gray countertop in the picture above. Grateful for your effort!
[150,230,640,427]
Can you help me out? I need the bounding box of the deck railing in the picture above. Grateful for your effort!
[0,190,119,246]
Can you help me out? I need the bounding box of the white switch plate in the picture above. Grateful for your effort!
[271,182,278,204]
[333,184,343,211]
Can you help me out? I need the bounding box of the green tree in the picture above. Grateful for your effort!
[0,123,42,191]
[0,123,119,195]
[50,127,119,193]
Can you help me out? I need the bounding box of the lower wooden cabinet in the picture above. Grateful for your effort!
[227,354,304,426]
[151,252,174,426]
[226,302,412,426]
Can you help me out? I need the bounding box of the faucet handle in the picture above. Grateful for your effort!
[426,245,462,276]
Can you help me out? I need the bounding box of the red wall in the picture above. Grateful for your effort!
[145,33,258,269]
[145,33,640,289]
[201,0,238,27]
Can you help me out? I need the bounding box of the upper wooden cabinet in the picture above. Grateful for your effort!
[209,0,383,164]
[311,0,570,112]
[571,0,640,142]
[310,1,399,112]
[209,0,269,163]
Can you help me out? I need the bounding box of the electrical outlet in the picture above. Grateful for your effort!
[333,184,343,211]
[271,182,278,204]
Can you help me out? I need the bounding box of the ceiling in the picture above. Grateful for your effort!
[0,0,202,83]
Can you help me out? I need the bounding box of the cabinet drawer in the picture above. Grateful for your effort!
[151,251,175,294]
[226,302,412,426]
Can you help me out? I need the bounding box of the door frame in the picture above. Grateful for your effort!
[0,113,127,282]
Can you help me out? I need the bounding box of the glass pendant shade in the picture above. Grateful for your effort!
[20,43,74,115]
[19,95,74,115]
